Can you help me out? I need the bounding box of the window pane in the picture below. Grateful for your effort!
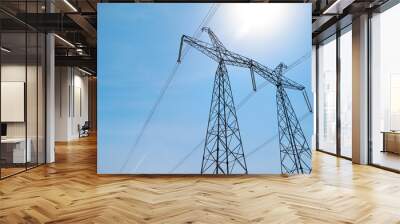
[340,29,352,158]
[318,37,337,154]
[26,0,40,169]
[371,4,400,171]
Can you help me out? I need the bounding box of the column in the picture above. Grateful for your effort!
[352,14,369,164]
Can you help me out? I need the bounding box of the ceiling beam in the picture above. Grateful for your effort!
[8,13,83,32]
[55,55,96,72]
[323,0,356,14]
[67,13,97,46]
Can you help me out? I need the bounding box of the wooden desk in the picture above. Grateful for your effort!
[1,138,31,164]
[382,131,400,154]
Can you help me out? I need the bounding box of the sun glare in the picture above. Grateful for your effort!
[226,4,287,41]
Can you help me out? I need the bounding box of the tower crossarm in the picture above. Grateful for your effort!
[220,51,313,113]
[202,27,227,51]
[220,50,305,91]
[177,35,220,63]
[199,27,306,91]
[178,29,308,98]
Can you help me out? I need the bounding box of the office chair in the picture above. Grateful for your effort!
[79,121,90,138]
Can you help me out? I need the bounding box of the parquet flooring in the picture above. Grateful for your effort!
[1,135,400,223]
[0,167,26,178]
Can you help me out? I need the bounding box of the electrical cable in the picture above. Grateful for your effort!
[120,4,220,172]
[245,112,311,158]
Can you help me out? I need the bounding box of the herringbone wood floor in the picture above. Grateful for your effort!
[1,135,400,224]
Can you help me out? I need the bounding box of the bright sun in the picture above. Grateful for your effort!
[225,4,287,41]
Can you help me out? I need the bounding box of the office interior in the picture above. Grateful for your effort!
[0,0,398,177]
[0,0,97,179]
[0,0,400,222]
[314,1,400,172]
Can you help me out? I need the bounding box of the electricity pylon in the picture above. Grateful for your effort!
[178,27,312,174]
[274,63,312,174]
[178,28,247,174]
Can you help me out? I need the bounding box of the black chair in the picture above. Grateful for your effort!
[79,121,90,138]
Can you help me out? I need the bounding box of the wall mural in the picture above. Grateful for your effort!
[98,3,313,174]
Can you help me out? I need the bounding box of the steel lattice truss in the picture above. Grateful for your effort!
[201,61,248,174]
[178,27,312,174]
[274,64,312,174]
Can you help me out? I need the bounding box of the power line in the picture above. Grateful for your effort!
[245,112,311,158]
[120,4,220,172]
[179,4,219,61]
[237,51,311,109]
[169,139,205,173]
[120,63,179,172]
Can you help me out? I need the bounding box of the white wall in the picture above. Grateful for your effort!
[71,73,89,138]
[55,67,89,141]
[55,66,70,141]
[1,65,41,137]
[1,65,28,142]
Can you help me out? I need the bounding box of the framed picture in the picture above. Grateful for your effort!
[98,3,313,175]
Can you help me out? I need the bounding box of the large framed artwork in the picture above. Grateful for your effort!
[98,3,313,175]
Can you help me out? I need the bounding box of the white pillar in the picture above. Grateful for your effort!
[46,33,55,163]
[352,14,369,164]
[312,45,317,150]
[45,1,55,163]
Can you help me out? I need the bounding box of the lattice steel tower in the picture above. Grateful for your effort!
[178,28,247,174]
[178,27,312,175]
[274,63,312,174]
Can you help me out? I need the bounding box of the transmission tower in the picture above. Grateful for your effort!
[178,27,312,175]
[178,28,247,174]
[274,63,312,174]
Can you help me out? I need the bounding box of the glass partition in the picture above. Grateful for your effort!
[27,30,38,169]
[37,0,46,166]
[0,30,28,177]
[0,1,46,179]
[38,32,45,165]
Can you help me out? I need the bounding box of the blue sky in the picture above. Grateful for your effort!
[98,3,312,174]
